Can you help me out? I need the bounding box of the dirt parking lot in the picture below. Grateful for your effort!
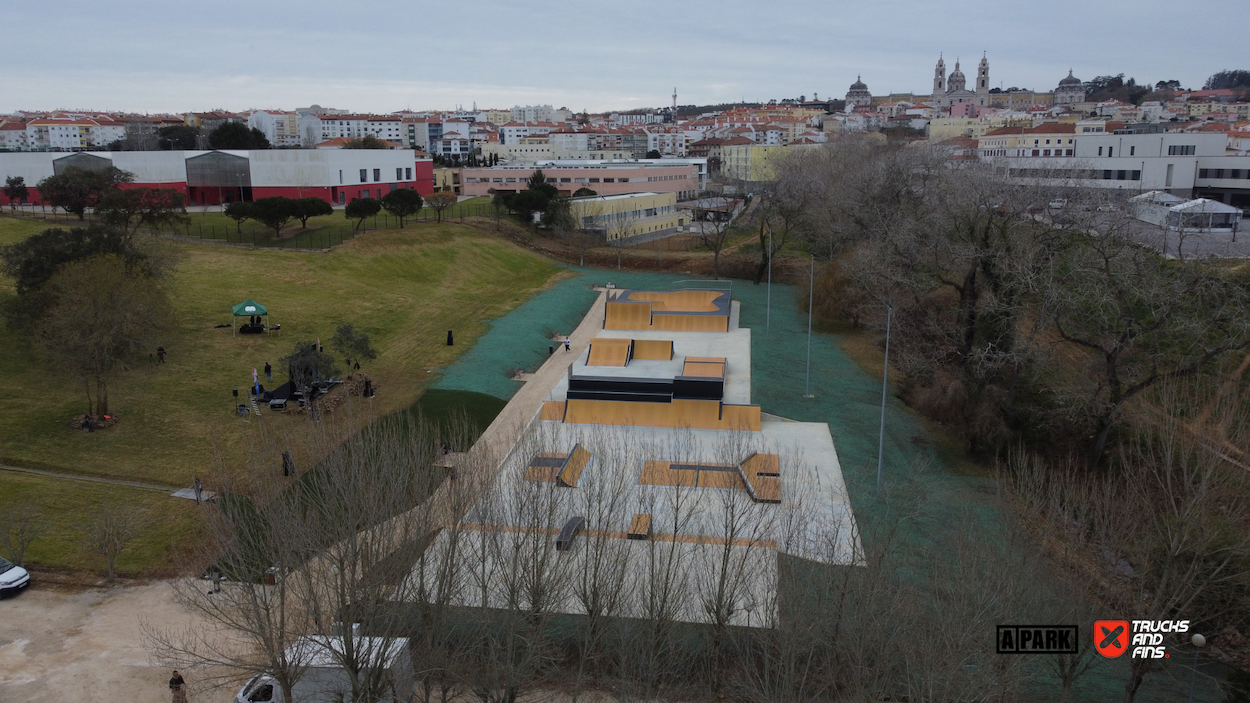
[0,580,232,703]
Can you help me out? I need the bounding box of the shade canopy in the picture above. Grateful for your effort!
[231,300,268,317]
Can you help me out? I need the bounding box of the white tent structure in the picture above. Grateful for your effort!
[1165,198,1242,233]
[1130,190,1185,226]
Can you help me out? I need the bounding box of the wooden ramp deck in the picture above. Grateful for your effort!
[563,398,760,431]
[586,338,632,366]
[739,453,781,503]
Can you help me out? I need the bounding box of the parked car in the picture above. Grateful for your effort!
[1048,198,1068,210]
[0,557,30,596]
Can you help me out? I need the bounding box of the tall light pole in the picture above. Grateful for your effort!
[803,255,814,398]
[1188,633,1206,703]
[876,303,893,496]
[765,224,772,333]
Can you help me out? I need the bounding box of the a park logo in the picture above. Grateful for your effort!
[996,625,1079,654]
[1094,620,1130,658]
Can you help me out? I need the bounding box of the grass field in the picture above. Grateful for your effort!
[0,471,200,577]
[0,213,563,575]
[0,214,559,571]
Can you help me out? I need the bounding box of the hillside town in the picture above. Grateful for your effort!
[2,58,1248,215]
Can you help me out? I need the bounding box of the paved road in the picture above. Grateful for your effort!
[0,582,230,703]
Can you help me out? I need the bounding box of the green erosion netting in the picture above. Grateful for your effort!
[428,266,1225,702]
[430,275,599,399]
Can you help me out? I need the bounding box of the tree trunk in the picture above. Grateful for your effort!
[956,261,980,361]
[1092,411,1116,460]
[96,377,109,416]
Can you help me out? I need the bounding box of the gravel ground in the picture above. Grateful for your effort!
[0,581,231,703]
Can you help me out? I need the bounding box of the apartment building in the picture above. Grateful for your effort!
[459,162,699,199]
[24,116,126,151]
[247,110,302,147]
[297,114,404,147]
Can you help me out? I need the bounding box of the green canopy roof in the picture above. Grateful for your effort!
[231,300,268,317]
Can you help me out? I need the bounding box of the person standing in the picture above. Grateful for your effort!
[264,362,272,383]
[564,336,571,352]
[192,477,204,505]
[157,346,166,364]
[169,670,187,703]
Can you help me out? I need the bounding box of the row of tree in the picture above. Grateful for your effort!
[767,142,1250,461]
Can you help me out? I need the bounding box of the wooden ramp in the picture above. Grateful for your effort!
[523,444,592,487]
[632,339,673,360]
[587,338,632,366]
[628,513,652,540]
[563,398,761,431]
[524,452,567,482]
[651,314,729,333]
[638,460,698,487]
[739,453,781,503]
[558,444,592,487]
[604,301,652,330]
[625,290,723,312]
[681,357,726,378]
[540,400,567,421]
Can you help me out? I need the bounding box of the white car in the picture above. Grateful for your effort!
[1048,198,1068,210]
[236,674,281,703]
[0,557,30,596]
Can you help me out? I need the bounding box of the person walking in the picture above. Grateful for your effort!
[264,362,272,383]
[564,336,571,352]
[168,670,187,703]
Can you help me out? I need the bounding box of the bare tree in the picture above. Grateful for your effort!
[692,195,738,279]
[1004,379,1250,703]
[565,428,634,702]
[1042,223,1250,459]
[599,205,642,271]
[36,254,173,417]
[147,406,465,703]
[78,499,144,584]
[0,503,46,566]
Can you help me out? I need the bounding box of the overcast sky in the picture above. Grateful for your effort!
[3,0,1242,115]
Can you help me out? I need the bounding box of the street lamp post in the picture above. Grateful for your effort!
[766,224,772,333]
[876,304,893,496]
[803,255,814,398]
[1188,633,1206,703]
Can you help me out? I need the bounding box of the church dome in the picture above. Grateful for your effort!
[1059,70,1081,86]
[949,68,965,82]
[850,75,867,90]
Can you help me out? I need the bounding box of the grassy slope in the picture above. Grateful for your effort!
[0,471,199,576]
[0,217,558,487]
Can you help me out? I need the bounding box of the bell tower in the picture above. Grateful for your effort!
[933,55,946,98]
[977,53,990,95]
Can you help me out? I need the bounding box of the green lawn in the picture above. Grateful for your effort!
[0,215,55,246]
[0,215,560,488]
[0,471,200,578]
